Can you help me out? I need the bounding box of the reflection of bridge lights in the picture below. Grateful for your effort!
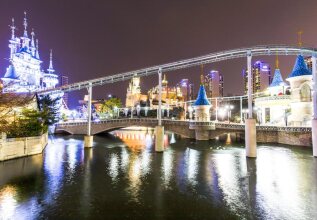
[186,148,199,185]
[162,150,173,187]
[109,154,119,181]
[0,186,17,220]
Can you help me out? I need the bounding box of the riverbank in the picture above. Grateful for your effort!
[0,133,48,161]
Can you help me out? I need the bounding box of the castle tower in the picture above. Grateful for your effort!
[268,54,287,96]
[193,85,211,121]
[286,54,312,126]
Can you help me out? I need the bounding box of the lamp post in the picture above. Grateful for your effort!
[225,105,234,122]
[124,108,128,117]
[144,106,149,117]
[136,105,141,117]
[188,106,193,120]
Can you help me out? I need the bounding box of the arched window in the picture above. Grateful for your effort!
[300,84,312,102]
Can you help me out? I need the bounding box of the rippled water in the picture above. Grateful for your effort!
[0,129,316,219]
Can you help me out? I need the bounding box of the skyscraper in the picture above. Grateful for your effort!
[243,61,271,94]
[204,70,224,98]
[176,79,194,101]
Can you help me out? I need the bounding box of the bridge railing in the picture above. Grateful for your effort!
[55,118,311,132]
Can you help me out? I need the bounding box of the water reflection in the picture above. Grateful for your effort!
[0,129,316,219]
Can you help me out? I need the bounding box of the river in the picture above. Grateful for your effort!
[0,128,316,219]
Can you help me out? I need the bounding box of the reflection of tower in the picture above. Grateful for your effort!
[243,61,271,94]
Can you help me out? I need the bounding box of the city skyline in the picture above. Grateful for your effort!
[1,0,317,107]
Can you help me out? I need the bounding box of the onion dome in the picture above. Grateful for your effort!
[287,55,311,78]
[194,85,211,106]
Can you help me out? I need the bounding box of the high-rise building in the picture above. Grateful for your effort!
[204,70,224,98]
[243,61,271,94]
[1,13,61,93]
[176,79,194,101]
[60,75,69,107]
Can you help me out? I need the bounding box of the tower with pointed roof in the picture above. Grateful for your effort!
[286,54,313,126]
[193,69,211,122]
[268,54,287,96]
[1,12,60,93]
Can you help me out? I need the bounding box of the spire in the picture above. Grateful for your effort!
[47,49,55,73]
[23,11,28,38]
[35,39,40,59]
[275,53,279,69]
[200,64,204,85]
[9,18,16,40]
[31,29,35,47]
[297,30,303,47]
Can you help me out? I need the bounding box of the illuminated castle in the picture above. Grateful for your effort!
[1,13,59,93]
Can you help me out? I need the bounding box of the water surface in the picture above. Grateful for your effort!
[0,129,316,219]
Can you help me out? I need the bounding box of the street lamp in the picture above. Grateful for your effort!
[124,108,128,117]
[136,105,141,117]
[188,106,193,120]
[144,106,149,117]
[113,106,118,118]
[225,105,234,122]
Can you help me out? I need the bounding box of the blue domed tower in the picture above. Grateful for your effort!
[286,54,312,126]
[193,84,211,121]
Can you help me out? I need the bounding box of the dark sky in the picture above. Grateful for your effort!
[1,0,317,107]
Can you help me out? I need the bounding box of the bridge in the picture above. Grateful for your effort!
[55,119,312,147]
[37,45,317,157]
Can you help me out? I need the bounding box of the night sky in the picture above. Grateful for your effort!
[1,0,317,107]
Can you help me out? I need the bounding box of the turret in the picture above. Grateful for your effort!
[30,29,36,56]
[35,39,40,59]
[47,49,55,73]
[8,18,17,59]
[21,12,30,49]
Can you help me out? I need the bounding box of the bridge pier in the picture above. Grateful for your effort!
[84,83,93,148]
[245,51,256,157]
[311,54,317,157]
[155,67,164,152]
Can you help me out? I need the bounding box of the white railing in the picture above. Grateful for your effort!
[39,45,317,95]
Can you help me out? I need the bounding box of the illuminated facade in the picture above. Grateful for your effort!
[243,61,271,94]
[125,75,148,107]
[148,74,183,109]
[255,55,313,126]
[204,70,224,98]
[1,13,59,93]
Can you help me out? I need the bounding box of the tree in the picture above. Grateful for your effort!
[0,92,35,134]
[100,97,122,114]
[37,94,61,126]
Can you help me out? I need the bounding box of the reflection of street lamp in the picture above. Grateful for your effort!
[188,106,193,120]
